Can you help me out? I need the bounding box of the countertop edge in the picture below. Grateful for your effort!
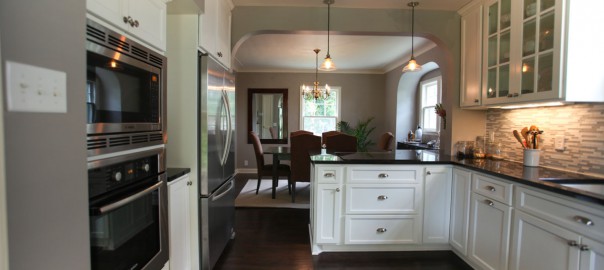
[167,168,191,182]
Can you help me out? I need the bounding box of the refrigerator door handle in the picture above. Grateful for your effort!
[223,89,233,162]
[219,90,231,166]
[212,178,234,201]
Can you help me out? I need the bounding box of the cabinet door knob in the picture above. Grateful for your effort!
[376,228,387,233]
[474,99,479,103]
[123,16,129,24]
[568,240,578,247]
[486,185,496,192]
[579,245,590,251]
[324,173,335,178]
[378,173,389,178]
[377,195,388,200]
[574,215,594,226]
[335,188,340,192]
[426,171,432,175]
[485,199,494,206]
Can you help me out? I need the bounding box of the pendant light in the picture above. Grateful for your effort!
[402,1,422,72]
[319,0,337,71]
[302,49,331,100]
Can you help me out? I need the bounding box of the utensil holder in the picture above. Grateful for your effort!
[523,149,540,167]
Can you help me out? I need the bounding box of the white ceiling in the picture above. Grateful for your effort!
[232,0,472,73]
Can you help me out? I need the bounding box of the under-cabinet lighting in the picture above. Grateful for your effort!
[499,101,566,109]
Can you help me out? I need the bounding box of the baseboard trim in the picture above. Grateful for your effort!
[236,168,256,174]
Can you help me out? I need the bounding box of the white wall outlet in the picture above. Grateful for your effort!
[554,135,565,151]
[244,160,249,166]
[5,61,67,113]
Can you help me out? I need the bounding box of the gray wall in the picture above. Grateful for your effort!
[236,72,386,170]
[0,1,90,269]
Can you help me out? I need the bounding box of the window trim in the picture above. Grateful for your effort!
[419,76,442,134]
[299,86,342,134]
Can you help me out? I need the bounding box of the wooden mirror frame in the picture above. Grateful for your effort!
[247,88,288,144]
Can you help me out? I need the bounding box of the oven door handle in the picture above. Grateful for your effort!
[98,181,163,214]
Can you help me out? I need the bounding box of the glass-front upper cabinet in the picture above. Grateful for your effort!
[482,0,563,105]
[483,0,512,103]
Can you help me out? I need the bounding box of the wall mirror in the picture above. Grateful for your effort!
[247,88,288,144]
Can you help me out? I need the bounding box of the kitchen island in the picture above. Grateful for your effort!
[309,150,604,270]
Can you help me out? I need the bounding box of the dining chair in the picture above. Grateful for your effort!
[321,131,342,145]
[269,127,277,139]
[290,133,321,202]
[249,131,291,194]
[324,133,357,153]
[290,130,313,137]
[377,132,394,151]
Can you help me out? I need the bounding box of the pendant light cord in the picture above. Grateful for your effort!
[410,2,415,56]
[327,2,331,56]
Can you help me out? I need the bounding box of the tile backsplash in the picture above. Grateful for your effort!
[485,103,604,177]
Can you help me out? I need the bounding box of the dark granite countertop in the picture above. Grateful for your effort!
[310,150,604,206]
[167,168,191,182]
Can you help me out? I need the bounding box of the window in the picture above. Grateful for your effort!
[300,87,341,135]
[419,76,442,133]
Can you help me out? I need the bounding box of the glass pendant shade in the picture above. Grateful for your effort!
[319,54,336,71]
[402,57,422,72]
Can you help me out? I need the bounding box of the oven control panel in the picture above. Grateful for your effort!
[88,155,159,199]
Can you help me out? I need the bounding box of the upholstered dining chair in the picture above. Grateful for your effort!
[321,130,342,145]
[290,133,321,202]
[249,131,291,195]
[290,130,313,137]
[377,132,394,151]
[324,133,357,153]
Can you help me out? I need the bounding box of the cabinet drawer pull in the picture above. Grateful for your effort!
[485,199,494,206]
[579,245,590,251]
[335,188,340,192]
[485,185,496,192]
[324,173,335,178]
[376,228,387,233]
[474,99,479,103]
[377,195,388,200]
[378,173,389,178]
[123,16,129,24]
[568,240,578,247]
[426,171,432,175]
[574,215,594,226]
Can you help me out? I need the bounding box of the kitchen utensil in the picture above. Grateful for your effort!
[513,130,526,149]
[521,127,529,141]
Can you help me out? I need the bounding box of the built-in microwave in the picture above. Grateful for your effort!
[85,19,167,156]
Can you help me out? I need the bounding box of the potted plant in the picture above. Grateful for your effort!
[337,117,376,152]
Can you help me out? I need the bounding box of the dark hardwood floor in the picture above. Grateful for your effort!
[213,174,473,270]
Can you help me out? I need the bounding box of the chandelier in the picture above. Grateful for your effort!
[302,49,331,101]
[319,0,337,71]
[402,1,422,72]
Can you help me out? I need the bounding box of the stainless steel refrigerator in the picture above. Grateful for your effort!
[198,52,236,270]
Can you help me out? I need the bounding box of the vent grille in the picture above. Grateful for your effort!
[87,138,107,150]
[132,134,149,144]
[109,136,130,147]
[149,55,164,66]
[108,36,130,51]
[86,25,106,43]
[131,45,149,61]
[150,134,163,142]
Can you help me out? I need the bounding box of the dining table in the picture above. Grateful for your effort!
[263,146,291,199]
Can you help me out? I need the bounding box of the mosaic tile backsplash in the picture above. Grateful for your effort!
[485,103,604,177]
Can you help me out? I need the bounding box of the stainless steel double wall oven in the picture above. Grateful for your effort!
[85,19,168,270]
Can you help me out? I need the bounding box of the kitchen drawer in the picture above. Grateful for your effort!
[347,165,420,184]
[344,215,421,245]
[315,165,344,184]
[472,174,513,205]
[515,186,604,241]
[345,184,421,215]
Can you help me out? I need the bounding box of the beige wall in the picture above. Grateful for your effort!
[236,72,386,170]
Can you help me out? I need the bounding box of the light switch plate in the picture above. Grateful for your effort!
[554,135,565,151]
[5,61,67,113]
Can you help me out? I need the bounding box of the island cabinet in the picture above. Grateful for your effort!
[167,173,193,270]
[509,187,604,270]
[310,164,452,254]
[86,0,168,52]
[449,168,472,256]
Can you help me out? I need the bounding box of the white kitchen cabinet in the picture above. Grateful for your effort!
[459,0,483,108]
[168,174,192,270]
[481,0,604,106]
[199,0,233,69]
[467,193,512,270]
[87,0,167,52]
[315,183,343,244]
[422,166,452,244]
[449,168,472,255]
[510,186,604,270]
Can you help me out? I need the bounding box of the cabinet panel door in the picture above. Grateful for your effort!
[423,167,451,244]
[168,175,192,270]
[460,2,483,107]
[315,184,342,244]
[509,210,580,270]
[216,0,232,68]
[450,168,472,255]
[580,238,604,270]
[468,193,511,270]
[346,184,420,215]
[345,215,421,245]
[199,0,217,55]
[127,0,166,51]
[87,0,125,27]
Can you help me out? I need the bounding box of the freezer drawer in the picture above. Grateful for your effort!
[200,177,236,270]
